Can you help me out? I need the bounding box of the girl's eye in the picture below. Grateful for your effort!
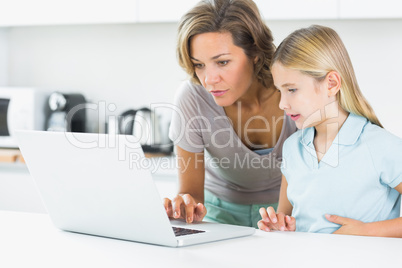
[288,88,297,93]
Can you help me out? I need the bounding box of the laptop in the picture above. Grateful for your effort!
[15,130,255,247]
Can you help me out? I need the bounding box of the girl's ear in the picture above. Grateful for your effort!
[326,71,341,97]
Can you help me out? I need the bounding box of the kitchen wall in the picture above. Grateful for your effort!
[6,23,186,112]
[3,19,402,137]
[0,28,8,85]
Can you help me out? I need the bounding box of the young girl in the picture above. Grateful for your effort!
[258,25,402,237]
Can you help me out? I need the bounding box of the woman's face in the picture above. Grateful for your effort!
[271,62,332,129]
[190,32,256,107]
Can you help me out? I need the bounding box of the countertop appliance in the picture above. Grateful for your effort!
[118,107,172,154]
[46,92,86,132]
[0,87,47,148]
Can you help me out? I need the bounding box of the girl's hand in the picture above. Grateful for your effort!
[325,214,367,236]
[163,194,207,223]
[258,206,296,232]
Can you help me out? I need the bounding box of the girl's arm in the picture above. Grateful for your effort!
[258,175,295,231]
[163,146,207,223]
[326,182,402,238]
[277,175,293,215]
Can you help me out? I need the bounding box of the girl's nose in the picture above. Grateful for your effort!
[279,95,290,110]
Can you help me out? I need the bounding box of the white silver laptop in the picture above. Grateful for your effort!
[15,130,255,247]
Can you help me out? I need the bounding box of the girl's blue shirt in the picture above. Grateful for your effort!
[281,113,402,233]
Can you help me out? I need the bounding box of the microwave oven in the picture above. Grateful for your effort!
[0,87,47,148]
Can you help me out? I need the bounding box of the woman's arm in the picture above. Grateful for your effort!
[326,182,402,237]
[163,146,207,223]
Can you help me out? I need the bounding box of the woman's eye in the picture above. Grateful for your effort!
[193,63,204,69]
[218,60,229,66]
[288,88,297,93]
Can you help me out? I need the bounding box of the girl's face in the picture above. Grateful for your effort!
[190,32,256,107]
[271,62,335,129]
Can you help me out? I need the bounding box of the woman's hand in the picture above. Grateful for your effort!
[258,206,296,232]
[164,146,206,223]
[163,194,207,223]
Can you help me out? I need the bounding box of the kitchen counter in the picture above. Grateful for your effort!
[1,210,401,268]
[0,148,171,163]
[0,148,176,179]
[0,152,178,213]
[0,148,24,163]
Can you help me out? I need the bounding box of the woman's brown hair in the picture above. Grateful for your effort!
[177,0,275,88]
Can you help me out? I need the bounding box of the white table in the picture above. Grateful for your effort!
[1,211,401,268]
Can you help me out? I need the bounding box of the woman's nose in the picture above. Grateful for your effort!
[204,67,221,86]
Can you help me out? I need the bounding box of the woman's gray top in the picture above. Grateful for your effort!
[169,81,296,204]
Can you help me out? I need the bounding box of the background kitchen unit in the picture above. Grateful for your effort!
[1,20,401,137]
[0,0,402,213]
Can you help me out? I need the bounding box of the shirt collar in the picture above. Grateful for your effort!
[300,113,368,147]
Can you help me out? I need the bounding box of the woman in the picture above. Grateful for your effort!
[258,25,402,237]
[164,0,296,228]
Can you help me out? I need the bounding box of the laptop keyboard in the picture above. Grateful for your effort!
[172,226,205,237]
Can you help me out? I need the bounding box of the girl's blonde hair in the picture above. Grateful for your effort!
[272,25,382,127]
[177,0,275,88]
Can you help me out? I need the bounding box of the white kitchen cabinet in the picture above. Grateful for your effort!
[254,0,338,20]
[137,0,199,23]
[139,0,402,21]
[0,0,138,26]
[1,0,402,27]
[339,0,402,19]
